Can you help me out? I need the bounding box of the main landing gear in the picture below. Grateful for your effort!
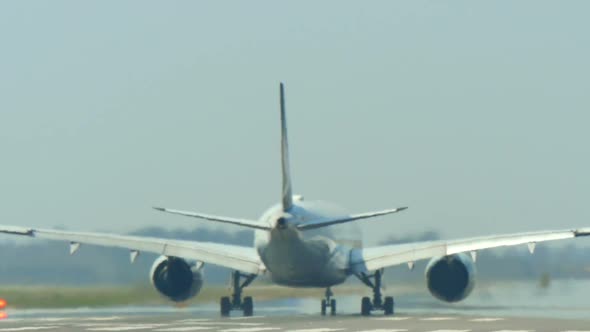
[320,287,337,316]
[356,269,394,316]
[220,271,256,317]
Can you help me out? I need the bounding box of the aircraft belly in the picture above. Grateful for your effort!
[259,230,350,287]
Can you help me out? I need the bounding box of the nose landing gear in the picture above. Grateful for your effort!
[220,271,257,317]
[356,269,394,316]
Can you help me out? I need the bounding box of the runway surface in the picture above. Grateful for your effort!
[1,280,589,331]
[0,313,589,332]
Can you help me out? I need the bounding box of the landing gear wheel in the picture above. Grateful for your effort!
[383,296,394,316]
[220,271,257,317]
[220,296,231,317]
[330,299,336,316]
[243,296,254,317]
[361,296,372,316]
[320,287,337,316]
[357,270,395,316]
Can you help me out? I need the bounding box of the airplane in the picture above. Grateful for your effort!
[1,83,589,317]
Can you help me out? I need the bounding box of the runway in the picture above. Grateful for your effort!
[0,313,589,332]
[1,280,589,331]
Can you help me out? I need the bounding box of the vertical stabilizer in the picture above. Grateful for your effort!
[280,83,293,212]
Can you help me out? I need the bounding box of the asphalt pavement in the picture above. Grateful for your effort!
[0,312,589,332]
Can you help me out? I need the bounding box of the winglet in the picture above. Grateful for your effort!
[280,82,294,212]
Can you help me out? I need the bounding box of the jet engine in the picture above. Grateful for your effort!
[150,256,204,302]
[425,253,476,302]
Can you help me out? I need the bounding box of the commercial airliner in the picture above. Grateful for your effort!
[1,83,589,317]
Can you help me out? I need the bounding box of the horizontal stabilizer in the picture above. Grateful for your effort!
[153,207,271,230]
[297,207,407,231]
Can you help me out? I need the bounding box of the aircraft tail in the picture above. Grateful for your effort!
[154,84,407,231]
[153,207,271,230]
[280,83,294,212]
[296,207,407,230]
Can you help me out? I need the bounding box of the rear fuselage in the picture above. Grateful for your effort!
[254,201,362,287]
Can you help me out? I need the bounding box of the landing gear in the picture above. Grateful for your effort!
[356,269,395,316]
[220,271,256,317]
[243,296,254,316]
[361,296,371,316]
[220,296,231,317]
[320,287,337,316]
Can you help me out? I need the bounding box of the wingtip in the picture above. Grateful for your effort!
[398,207,408,212]
[153,206,166,212]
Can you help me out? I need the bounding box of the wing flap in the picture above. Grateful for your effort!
[352,228,590,272]
[0,225,264,275]
[350,242,446,272]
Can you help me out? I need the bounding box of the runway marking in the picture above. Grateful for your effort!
[285,329,345,332]
[219,328,281,332]
[420,317,458,321]
[77,323,123,327]
[426,330,470,332]
[561,331,590,332]
[0,328,59,332]
[175,319,212,323]
[154,328,213,331]
[86,317,124,321]
[470,318,505,322]
[356,329,408,332]
[372,317,411,321]
[185,322,265,326]
[230,316,266,320]
[86,324,165,331]
[490,330,534,332]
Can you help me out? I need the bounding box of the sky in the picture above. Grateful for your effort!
[0,1,589,245]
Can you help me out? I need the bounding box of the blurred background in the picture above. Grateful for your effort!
[0,0,589,309]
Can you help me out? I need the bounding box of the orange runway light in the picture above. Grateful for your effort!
[0,311,7,320]
[0,299,6,310]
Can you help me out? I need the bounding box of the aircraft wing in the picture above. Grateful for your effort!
[350,228,590,272]
[0,225,265,275]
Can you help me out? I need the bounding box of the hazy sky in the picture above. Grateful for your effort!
[1,1,589,245]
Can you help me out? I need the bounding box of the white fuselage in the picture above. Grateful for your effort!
[254,201,362,287]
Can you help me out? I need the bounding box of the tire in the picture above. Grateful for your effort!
[384,296,394,316]
[361,296,372,316]
[330,299,336,316]
[220,296,231,317]
[243,296,254,317]
[321,299,327,316]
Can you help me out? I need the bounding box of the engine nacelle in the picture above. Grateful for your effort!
[150,255,204,302]
[425,253,476,303]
